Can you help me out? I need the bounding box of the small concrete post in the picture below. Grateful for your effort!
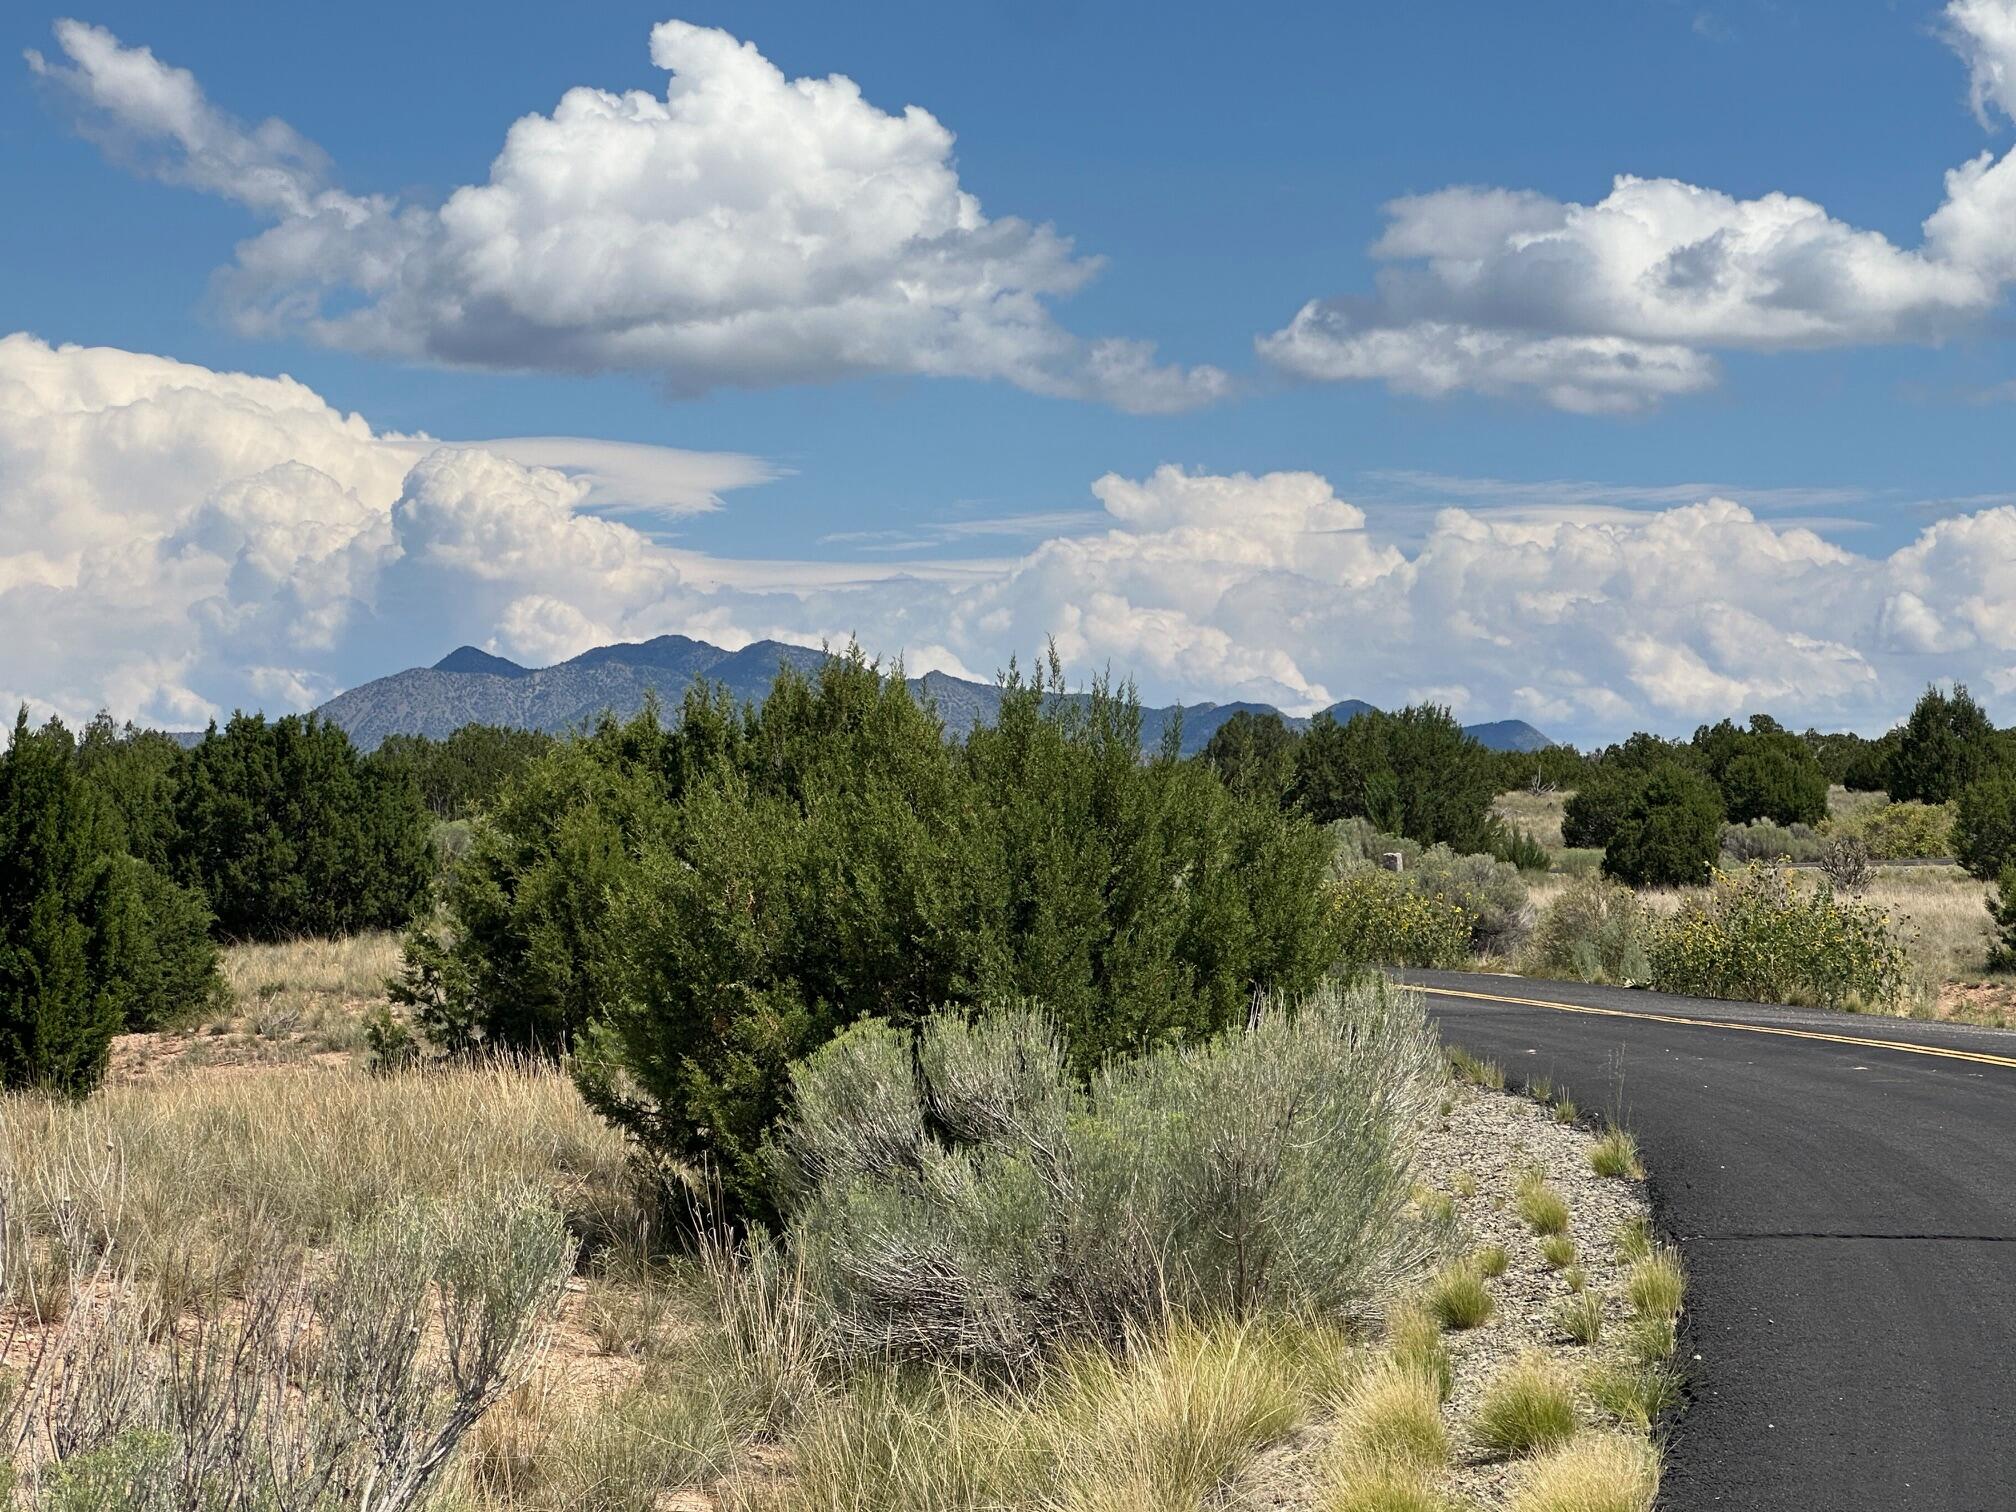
[1379,851,1405,873]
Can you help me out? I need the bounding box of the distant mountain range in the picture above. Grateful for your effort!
[309,636,1556,755]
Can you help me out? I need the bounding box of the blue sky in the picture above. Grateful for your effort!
[5,1,2016,740]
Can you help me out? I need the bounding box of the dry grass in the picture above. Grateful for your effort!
[1493,791,1569,853]
[1507,1432,1659,1512]
[1517,1179,1571,1238]
[111,930,404,1081]
[0,1058,648,1317]
[1424,1265,1494,1331]
[1587,1130,1643,1181]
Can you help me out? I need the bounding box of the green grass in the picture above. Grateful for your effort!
[1588,1129,1644,1180]
[1538,1234,1576,1271]
[1424,1264,1494,1331]
[1613,1216,1654,1264]
[1473,1352,1579,1459]
[1552,1294,1604,1347]
[1517,1180,1571,1237]
[1625,1250,1685,1322]
[1584,1361,1684,1432]
[1386,1305,1454,1403]
[1473,1243,1510,1279]
[1446,1045,1506,1090]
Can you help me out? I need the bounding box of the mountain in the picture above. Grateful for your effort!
[312,636,1556,754]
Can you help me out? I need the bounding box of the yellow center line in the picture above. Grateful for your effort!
[1415,982,2016,1072]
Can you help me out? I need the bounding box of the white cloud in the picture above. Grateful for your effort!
[0,334,779,724]
[29,18,1223,413]
[9,336,2016,743]
[1261,0,2016,411]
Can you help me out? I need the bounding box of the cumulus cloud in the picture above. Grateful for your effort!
[7,335,2016,742]
[28,18,1223,413]
[1261,0,2016,411]
[0,334,781,724]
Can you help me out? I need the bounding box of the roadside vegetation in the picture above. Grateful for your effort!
[1,649,1701,1506]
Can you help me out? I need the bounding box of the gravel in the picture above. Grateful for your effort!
[1418,1078,1658,1506]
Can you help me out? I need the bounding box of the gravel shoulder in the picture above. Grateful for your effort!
[1422,1082,1657,1506]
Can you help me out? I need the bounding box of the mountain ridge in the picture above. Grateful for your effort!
[310,635,1556,754]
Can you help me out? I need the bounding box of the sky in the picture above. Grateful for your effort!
[5,0,2016,743]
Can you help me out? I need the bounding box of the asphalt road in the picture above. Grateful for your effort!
[1404,969,2016,1512]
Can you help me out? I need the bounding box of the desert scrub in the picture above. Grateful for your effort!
[1523,876,1651,985]
[773,980,1445,1366]
[5,1183,575,1510]
[1473,1352,1578,1459]
[1647,863,1910,1009]
[1330,819,1534,956]
[1588,1129,1644,1180]
[1827,799,1955,860]
[1331,870,1474,968]
[1508,1432,1659,1512]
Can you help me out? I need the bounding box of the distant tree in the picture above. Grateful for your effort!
[1289,705,1497,850]
[1887,685,2005,805]
[1720,743,1829,827]
[87,853,224,1032]
[72,713,185,872]
[1488,744,1590,794]
[1562,775,1637,850]
[0,712,124,1093]
[174,713,433,940]
[1988,866,2016,972]
[1199,711,1299,802]
[1691,716,1828,826]
[1955,768,2016,881]
[1839,729,1901,793]
[370,723,556,820]
[1602,763,1725,888]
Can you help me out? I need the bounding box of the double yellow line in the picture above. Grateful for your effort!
[1416,982,2016,1073]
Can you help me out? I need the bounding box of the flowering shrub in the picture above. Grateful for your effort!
[1329,871,1473,969]
[1329,819,1531,955]
[1647,864,1910,1009]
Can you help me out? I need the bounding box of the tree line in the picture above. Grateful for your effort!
[11,663,2016,1111]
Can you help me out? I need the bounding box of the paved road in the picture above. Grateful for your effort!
[1404,970,2016,1512]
